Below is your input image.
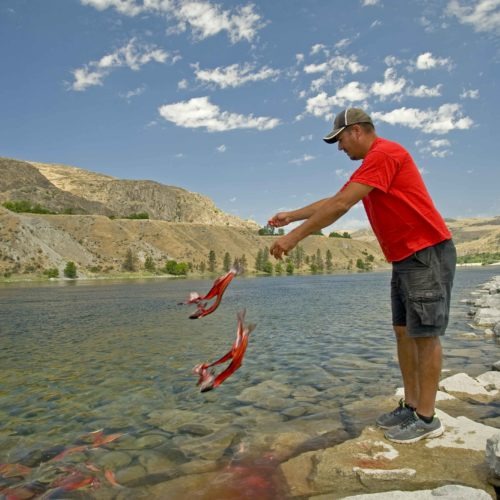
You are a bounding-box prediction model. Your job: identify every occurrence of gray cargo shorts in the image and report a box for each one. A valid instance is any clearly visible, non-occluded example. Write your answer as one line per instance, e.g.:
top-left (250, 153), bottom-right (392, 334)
top-left (391, 239), bottom-right (456, 337)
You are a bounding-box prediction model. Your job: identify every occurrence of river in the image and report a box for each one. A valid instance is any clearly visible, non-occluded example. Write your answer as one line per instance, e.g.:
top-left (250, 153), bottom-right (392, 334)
top-left (0, 267), bottom-right (498, 498)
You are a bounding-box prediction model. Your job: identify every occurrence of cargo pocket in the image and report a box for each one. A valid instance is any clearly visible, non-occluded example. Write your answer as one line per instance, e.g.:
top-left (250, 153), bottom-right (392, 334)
top-left (409, 290), bottom-right (445, 327)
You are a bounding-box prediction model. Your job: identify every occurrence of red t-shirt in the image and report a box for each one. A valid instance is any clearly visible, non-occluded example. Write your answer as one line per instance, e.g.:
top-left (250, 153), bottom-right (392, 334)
top-left (344, 137), bottom-right (452, 262)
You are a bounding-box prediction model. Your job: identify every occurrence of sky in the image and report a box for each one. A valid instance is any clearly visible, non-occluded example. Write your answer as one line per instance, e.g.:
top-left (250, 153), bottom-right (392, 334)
top-left (1, 0), bottom-right (499, 231)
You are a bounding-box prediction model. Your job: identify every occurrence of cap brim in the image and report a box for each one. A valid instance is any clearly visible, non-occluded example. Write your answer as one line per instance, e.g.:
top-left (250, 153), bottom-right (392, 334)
top-left (323, 126), bottom-right (345, 144)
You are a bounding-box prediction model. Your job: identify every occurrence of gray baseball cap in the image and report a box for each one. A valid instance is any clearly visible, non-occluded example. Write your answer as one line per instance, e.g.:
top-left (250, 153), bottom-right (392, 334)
top-left (323, 108), bottom-right (373, 144)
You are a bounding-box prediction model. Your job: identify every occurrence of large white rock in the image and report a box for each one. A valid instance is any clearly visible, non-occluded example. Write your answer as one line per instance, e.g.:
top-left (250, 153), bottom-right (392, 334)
top-left (340, 484), bottom-right (492, 499)
top-left (439, 372), bottom-right (498, 397)
top-left (476, 371), bottom-right (500, 389)
top-left (426, 410), bottom-right (499, 451)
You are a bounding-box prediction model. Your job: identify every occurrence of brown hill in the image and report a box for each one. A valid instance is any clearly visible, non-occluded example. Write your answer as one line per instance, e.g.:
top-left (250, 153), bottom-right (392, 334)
top-left (350, 217), bottom-right (500, 257)
top-left (0, 206), bottom-right (386, 277)
top-left (0, 157), bottom-right (387, 278)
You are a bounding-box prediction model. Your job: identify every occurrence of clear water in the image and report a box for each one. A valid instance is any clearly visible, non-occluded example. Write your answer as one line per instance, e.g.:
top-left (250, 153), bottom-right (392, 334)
top-left (0, 267), bottom-right (498, 498)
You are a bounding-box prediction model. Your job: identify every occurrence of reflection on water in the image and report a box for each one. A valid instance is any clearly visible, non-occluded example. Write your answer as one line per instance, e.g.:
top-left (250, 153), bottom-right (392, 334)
top-left (0, 268), bottom-right (498, 498)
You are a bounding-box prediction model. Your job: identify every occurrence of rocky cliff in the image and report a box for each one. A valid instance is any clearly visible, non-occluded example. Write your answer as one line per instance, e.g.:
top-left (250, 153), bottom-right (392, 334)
top-left (0, 157), bottom-right (386, 277)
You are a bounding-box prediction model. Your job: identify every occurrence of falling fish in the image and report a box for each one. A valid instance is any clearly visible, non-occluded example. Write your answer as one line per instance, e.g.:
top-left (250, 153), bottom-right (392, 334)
top-left (180, 266), bottom-right (240, 319)
top-left (193, 309), bottom-right (255, 392)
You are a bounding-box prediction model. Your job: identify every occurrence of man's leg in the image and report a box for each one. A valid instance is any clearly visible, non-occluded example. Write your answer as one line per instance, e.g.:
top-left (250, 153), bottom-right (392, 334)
top-left (394, 325), bottom-right (418, 409)
top-left (414, 336), bottom-right (442, 417)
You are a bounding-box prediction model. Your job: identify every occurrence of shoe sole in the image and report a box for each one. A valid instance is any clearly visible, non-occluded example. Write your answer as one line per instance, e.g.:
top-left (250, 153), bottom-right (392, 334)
top-left (385, 424), bottom-right (444, 444)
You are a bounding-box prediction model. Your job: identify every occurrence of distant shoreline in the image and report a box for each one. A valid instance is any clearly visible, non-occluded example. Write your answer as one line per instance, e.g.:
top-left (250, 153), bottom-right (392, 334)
top-left (2, 263), bottom-right (500, 285)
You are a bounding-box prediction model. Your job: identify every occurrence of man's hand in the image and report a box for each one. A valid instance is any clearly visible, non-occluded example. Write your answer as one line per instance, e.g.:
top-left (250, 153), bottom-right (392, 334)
top-left (268, 212), bottom-right (292, 228)
top-left (270, 233), bottom-right (298, 260)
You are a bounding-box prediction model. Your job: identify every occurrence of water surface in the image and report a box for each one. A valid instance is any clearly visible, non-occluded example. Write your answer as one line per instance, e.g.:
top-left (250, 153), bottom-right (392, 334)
top-left (0, 267), bottom-right (498, 498)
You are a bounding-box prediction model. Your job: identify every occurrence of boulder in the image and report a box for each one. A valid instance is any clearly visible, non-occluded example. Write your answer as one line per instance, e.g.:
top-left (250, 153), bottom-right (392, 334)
top-left (278, 409), bottom-right (497, 498)
top-left (339, 484), bottom-right (492, 499)
top-left (486, 433), bottom-right (500, 478)
top-left (439, 373), bottom-right (498, 400)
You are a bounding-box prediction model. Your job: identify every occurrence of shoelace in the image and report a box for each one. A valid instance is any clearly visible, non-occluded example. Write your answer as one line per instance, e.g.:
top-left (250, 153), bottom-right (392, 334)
top-left (390, 399), bottom-right (406, 416)
top-left (398, 412), bottom-right (418, 429)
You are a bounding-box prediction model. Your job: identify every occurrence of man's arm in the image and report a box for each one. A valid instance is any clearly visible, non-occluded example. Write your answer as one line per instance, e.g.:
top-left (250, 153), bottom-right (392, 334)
top-left (269, 182), bottom-right (373, 259)
top-left (268, 198), bottom-right (330, 227)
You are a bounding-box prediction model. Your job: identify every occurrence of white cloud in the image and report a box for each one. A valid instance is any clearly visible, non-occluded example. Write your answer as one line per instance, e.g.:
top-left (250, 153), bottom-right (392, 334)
top-left (216, 144), bottom-right (226, 152)
top-left (70, 38), bottom-right (169, 91)
top-left (406, 83), bottom-right (442, 97)
top-left (417, 138), bottom-right (452, 158)
top-left (460, 88), bottom-right (480, 99)
top-left (82, 0), bottom-right (266, 43)
top-left (370, 68), bottom-right (406, 100)
top-left (178, 78), bottom-right (189, 89)
top-left (310, 43), bottom-right (327, 55)
top-left (229, 196), bottom-right (237, 202)
top-left (304, 55), bottom-right (367, 76)
top-left (414, 52), bottom-right (453, 70)
top-left (302, 82), bottom-right (369, 121)
top-left (303, 54), bottom-right (367, 92)
top-left (119, 85), bottom-right (146, 101)
top-left (362, 0), bottom-right (381, 6)
top-left (300, 134), bottom-right (313, 141)
top-left (446, 0), bottom-right (500, 34)
top-left (158, 96), bottom-right (280, 132)
top-left (193, 62), bottom-right (280, 88)
top-left (289, 154), bottom-right (316, 165)
top-left (334, 38), bottom-right (351, 50)
top-left (81, 0), bottom-right (146, 16)
top-left (372, 103), bottom-right (473, 134)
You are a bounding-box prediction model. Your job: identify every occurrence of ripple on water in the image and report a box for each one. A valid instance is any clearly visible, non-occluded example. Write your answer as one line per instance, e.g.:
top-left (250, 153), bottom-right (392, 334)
top-left (0, 268), bottom-right (499, 498)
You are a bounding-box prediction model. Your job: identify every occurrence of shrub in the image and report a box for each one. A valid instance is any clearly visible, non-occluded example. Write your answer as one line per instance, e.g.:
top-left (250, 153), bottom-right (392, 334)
top-left (64, 261), bottom-right (77, 278)
top-left (43, 268), bottom-right (59, 278)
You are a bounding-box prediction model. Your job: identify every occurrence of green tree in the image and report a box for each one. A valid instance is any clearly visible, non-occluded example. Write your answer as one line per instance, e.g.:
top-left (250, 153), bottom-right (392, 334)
top-left (43, 268), bottom-right (59, 279)
top-left (316, 249), bottom-right (324, 273)
top-left (199, 261), bottom-right (206, 273)
top-left (262, 261), bottom-right (273, 274)
top-left (122, 248), bottom-right (137, 272)
top-left (286, 261), bottom-right (294, 275)
top-left (275, 261), bottom-right (284, 274)
top-left (326, 249), bottom-right (333, 272)
top-left (144, 255), bottom-right (156, 272)
top-left (208, 250), bottom-right (217, 272)
top-left (64, 261), bottom-right (77, 279)
top-left (223, 252), bottom-right (232, 272)
top-left (255, 249), bottom-right (264, 271)
top-left (292, 245), bottom-right (305, 269)
top-left (258, 224), bottom-right (275, 235)
top-left (356, 258), bottom-right (366, 271)
top-left (164, 260), bottom-right (188, 276)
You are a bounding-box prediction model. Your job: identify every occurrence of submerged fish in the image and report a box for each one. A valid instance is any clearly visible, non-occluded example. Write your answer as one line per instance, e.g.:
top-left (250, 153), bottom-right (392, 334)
top-left (181, 266), bottom-right (240, 319)
top-left (193, 309), bottom-right (255, 392)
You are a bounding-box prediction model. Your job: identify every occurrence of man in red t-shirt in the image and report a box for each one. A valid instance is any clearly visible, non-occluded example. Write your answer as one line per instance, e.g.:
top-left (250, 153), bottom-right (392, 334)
top-left (269, 108), bottom-right (456, 444)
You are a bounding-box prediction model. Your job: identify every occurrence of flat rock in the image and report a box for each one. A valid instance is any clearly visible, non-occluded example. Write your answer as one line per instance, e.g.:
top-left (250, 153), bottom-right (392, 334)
top-left (439, 372), bottom-right (498, 399)
top-left (339, 484), bottom-right (493, 499)
top-left (279, 409), bottom-right (497, 498)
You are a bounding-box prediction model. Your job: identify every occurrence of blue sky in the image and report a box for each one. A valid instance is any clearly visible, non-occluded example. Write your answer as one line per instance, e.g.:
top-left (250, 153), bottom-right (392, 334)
top-left (1, 0), bottom-right (499, 230)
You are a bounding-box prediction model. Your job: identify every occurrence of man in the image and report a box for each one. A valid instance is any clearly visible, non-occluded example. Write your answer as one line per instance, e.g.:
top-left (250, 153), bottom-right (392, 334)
top-left (269, 108), bottom-right (456, 444)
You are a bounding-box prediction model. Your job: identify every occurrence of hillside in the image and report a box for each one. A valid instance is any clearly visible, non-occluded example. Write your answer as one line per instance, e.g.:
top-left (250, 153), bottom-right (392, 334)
top-left (350, 217), bottom-right (500, 258)
top-left (0, 157), bottom-right (257, 228)
top-left (0, 158), bottom-right (386, 278)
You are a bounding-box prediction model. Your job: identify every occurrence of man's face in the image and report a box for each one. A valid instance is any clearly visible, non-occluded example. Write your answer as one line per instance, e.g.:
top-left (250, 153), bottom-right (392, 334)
top-left (337, 125), bottom-right (364, 160)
